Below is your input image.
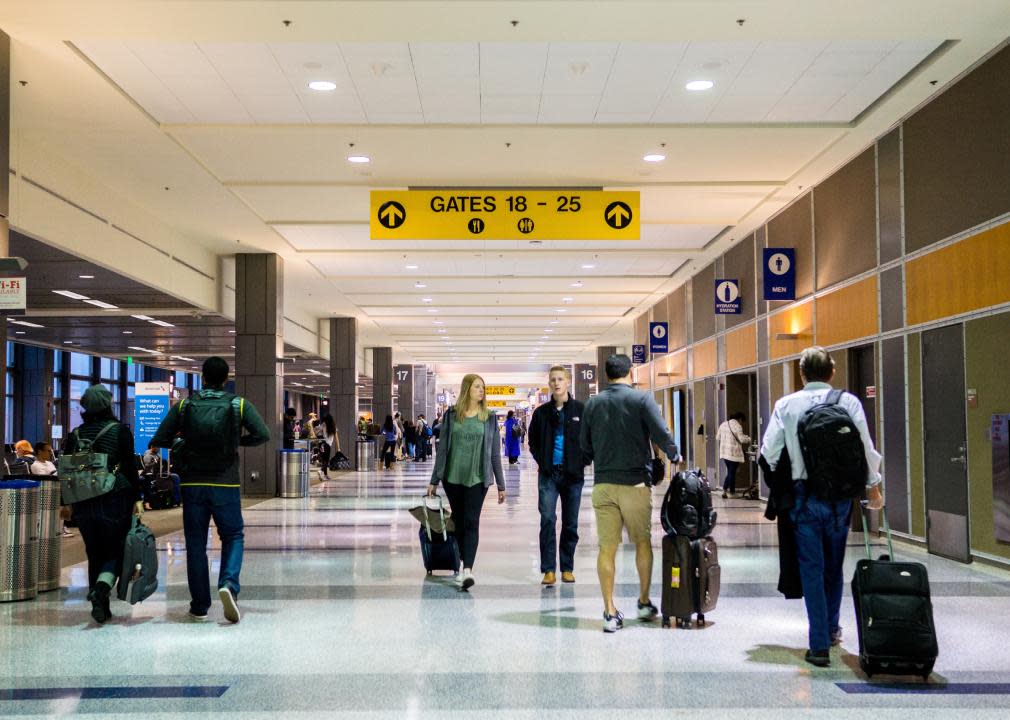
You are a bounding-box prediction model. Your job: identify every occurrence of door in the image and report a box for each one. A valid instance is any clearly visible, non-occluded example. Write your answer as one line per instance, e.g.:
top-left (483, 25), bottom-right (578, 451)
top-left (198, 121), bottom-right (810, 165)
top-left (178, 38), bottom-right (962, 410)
top-left (724, 373), bottom-right (757, 492)
top-left (848, 344), bottom-right (878, 532)
top-left (922, 324), bottom-right (971, 562)
top-left (704, 377), bottom-right (718, 479)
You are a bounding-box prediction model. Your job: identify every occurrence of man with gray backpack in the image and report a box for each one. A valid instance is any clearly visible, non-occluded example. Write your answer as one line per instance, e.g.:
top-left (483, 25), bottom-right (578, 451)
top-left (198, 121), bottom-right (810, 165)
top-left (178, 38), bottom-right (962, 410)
top-left (152, 357), bottom-right (270, 623)
top-left (760, 346), bottom-right (883, 667)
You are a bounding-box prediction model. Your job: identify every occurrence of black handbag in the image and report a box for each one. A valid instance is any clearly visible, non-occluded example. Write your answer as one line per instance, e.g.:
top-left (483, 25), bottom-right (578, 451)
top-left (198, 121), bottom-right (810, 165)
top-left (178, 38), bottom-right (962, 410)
top-left (649, 456), bottom-right (666, 487)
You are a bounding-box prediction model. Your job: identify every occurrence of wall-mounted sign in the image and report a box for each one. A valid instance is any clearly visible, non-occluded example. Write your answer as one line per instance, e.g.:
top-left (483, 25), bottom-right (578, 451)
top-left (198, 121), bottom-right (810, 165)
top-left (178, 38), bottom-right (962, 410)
top-left (866, 385), bottom-right (877, 399)
top-left (0, 277), bottom-right (27, 311)
top-left (133, 382), bottom-right (171, 456)
top-left (632, 344), bottom-right (647, 364)
top-left (370, 190), bottom-right (640, 241)
top-left (649, 322), bottom-right (669, 354)
top-left (715, 279), bottom-right (741, 315)
top-left (763, 248), bottom-right (796, 300)
top-left (487, 399), bottom-right (508, 408)
top-left (967, 388), bottom-right (978, 409)
top-left (485, 385), bottom-right (516, 396)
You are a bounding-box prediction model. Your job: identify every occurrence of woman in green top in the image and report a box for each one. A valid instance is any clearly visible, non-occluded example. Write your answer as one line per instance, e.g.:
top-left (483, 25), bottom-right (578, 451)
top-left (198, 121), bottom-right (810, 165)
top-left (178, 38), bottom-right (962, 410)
top-left (428, 373), bottom-right (506, 590)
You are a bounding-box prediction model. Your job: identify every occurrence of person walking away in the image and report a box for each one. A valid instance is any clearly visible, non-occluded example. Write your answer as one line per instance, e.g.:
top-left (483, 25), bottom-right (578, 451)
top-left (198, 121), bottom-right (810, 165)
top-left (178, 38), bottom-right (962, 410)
top-left (317, 414), bottom-right (338, 479)
top-left (394, 412), bottom-right (405, 460)
top-left (581, 354), bottom-right (682, 632)
top-left (63, 385), bottom-right (143, 624)
top-left (417, 414), bottom-right (432, 460)
top-left (528, 366), bottom-right (586, 586)
top-left (427, 374), bottom-right (506, 590)
top-left (504, 410), bottom-right (522, 464)
top-left (380, 415), bottom-right (398, 470)
top-left (151, 356), bottom-right (270, 623)
top-left (282, 408), bottom-right (297, 449)
top-left (404, 419), bottom-right (418, 461)
top-left (717, 412), bottom-right (752, 499)
top-left (760, 346), bottom-right (883, 667)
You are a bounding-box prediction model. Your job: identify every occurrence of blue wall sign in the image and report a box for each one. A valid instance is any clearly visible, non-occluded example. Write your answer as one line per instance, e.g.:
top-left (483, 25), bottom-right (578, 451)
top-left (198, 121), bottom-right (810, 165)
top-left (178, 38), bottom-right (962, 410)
top-left (715, 279), bottom-right (741, 314)
top-left (763, 248), bottom-right (796, 300)
top-left (134, 382), bottom-right (171, 456)
top-left (632, 344), bottom-right (647, 364)
top-left (649, 322), bottom-right (669, 354)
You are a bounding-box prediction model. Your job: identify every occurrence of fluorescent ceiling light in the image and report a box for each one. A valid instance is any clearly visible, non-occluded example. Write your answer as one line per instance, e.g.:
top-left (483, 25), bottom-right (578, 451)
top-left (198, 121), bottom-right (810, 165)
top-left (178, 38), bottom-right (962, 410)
top-left (347, 155), bottom-right (371, 164)
top-left (63, 341), bottom-right (74, 345)
top-left (14, 331), bottom-right (24, 335)
top-left (83, 299), bottom-right (119, 310)
top-left (581, 264), bottom-right (596, 269)
top-left (170, 355), bottom-right (195, 362)
top-left (433, 321), bottom-right (444, 325)
top-left (643, 154), bottom-right (666, 162)
top-left (405, 265), bottom-right (419, 270)
top-left (78, 275), bottom-right (95, 279)
top-left (555, 309), bottom-right (567, 313)
top-left (562, 297), bottom-right (573, 303)
top-left (148, 319), bottom-right (175, 328)
top-left (685, 80), bottom-right (714, 91)
top-left (127, 345), bottom-right (161, 355)
top-left (52, 290), bottom-right (90, 301)
top-left (8, 319), bottom-right (45, 328)
top-left (570, 281), bottom-right (583, 287)
top-left (415, 282), bottom-right (427, 288)
top-left (308, 80), bottom-right (337, 91)
top-left (122, 331), bottom-right (133, 335)
top-left (550, 320), bottom-right (559, 324)
top-left (131, 314), bottom-right (153, 321)
top-left (427, 309), bottom-right (438, 313)
top-left (422, 298), bottom-right (433, 303)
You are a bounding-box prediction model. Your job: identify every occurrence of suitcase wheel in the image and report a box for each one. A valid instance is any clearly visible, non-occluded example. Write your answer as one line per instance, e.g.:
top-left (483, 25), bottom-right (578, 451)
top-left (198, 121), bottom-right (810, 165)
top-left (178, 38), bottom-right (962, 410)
top-left (697, 614), bottom-right (706, 628)
top-left (677, 618), bottom-right (691, 629)
top-left (426, 570), bottom-right (432, 576)
top-left (662, 616), bottom-right (670, 628)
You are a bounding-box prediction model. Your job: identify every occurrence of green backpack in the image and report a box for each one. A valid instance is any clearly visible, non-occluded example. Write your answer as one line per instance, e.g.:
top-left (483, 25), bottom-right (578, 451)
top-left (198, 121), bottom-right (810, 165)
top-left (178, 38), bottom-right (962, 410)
top-left (176, 391), bottom-right (245, 473)
top-left (58, 421), bottom-right (120, 504)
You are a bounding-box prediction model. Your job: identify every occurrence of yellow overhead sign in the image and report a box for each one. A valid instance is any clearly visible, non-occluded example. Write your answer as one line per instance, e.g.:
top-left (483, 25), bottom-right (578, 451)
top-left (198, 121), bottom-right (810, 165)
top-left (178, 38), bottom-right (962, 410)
top-left (484, 385), bottom-right (516, 396)
top-left (487, 400), bottom-right (508, 408)
top-left (370, 190), bottom-right (639, 240)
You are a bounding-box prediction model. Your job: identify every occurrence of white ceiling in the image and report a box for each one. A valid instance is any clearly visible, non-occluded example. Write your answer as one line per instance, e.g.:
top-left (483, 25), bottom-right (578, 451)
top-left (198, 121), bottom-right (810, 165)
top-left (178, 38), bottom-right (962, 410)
top-left (4, 1), bottom-right (1010, 366)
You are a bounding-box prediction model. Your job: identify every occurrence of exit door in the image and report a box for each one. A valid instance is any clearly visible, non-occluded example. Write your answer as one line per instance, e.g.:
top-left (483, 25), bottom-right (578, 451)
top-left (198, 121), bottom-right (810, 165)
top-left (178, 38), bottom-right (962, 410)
top-left (922, 324), bottom-right (971, 563)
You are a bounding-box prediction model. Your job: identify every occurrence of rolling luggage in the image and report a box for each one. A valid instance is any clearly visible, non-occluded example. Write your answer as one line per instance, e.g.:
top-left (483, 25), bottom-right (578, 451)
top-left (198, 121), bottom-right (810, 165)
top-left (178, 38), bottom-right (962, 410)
top-left (661, 534), bottom-right (721, 628)
top-left (142, 472), bottom-right (175, 510)
top-left (412, 495), bottom-right (460, 576)
top-left (852, 504), bottom-right (938, 679)
top-left (116, 517), bottom-right (159, 604)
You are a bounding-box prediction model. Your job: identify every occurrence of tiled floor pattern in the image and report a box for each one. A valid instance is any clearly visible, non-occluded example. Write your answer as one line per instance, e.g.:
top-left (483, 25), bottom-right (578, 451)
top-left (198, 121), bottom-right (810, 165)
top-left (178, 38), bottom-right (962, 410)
top-left (3, 454), bottom-right (1010, 717)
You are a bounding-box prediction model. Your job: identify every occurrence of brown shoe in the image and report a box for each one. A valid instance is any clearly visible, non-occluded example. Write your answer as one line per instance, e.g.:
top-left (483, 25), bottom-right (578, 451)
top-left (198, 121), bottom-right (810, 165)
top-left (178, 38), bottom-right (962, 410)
top-left (541, 572), bottom-right (556, 586)
top-left (561, 572), bottom-right (576, 583)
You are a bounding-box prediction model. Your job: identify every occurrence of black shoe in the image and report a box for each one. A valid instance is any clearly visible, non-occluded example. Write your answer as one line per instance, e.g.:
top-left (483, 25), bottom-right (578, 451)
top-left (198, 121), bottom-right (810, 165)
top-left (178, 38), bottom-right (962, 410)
top-left (722, 492), bottom-right (728, 499)
top-left (804, 649), bottom-right (830, 667)
top-left (88, 581), bottom-right (112, 624)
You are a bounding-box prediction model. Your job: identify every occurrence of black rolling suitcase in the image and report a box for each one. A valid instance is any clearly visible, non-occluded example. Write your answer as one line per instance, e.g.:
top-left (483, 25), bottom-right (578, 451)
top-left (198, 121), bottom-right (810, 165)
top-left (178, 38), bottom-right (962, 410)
top-left (661, 534), bottom-right (721, 628)
top-left (411, 495), bottom-right (460, 576)
top-left (852, 504), bottom-right (938, 679)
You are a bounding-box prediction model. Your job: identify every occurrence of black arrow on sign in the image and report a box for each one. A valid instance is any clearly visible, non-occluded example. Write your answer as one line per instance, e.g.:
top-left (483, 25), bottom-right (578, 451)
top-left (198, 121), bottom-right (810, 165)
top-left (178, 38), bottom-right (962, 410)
top-left (605, 201), bottom-right (632, 230)
top-left (378, 201), bottom-right (406, 229)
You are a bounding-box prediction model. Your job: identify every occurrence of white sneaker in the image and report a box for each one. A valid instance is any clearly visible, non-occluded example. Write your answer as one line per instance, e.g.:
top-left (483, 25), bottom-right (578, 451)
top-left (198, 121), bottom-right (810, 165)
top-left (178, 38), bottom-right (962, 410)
top-left (461, 568), bottom-right (475, 591)
top-left (218, 587), bottom-right (241, 624)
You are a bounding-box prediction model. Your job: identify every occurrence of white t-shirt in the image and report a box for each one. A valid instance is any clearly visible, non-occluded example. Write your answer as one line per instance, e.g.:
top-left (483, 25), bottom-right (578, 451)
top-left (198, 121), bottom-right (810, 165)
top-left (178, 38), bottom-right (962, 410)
top-left (30, 459), bottom-right (57, 476)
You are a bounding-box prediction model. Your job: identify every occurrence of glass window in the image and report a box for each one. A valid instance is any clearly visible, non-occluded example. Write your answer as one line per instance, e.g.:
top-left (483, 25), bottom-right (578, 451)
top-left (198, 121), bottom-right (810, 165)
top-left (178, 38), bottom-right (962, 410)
top-left (6, 341), bottom-right (13, 367)
top-left (5, 396), bottom-right (12, 445)
top-left (100, 358), bottom-right (121, 381)
top-left (70, 353), bottom-right (92, 377)
top-left (127, 362), bottom-right (142, 383)
top-left (69, 378), bottom-right (90, 425)
top-left (174, 371), bottom-right (187, 389)
top-left (53, 376), bottom-right (62, 398)
top-left (192, 374), bottom-right (202, 391)
top-left (54, 351), bottom-right (64, 373)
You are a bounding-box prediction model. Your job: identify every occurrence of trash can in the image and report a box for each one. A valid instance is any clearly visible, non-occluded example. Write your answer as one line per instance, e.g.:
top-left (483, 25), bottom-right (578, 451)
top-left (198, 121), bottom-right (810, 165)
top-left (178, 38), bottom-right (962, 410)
top-left (36, 478), bottom-right (62, 592)
top-left (277, 449), bottom-right (309, 498)
top-left (355, 437), bottom-right (375, 472)
top-left (0, 480), bottom-right (41, 602)
top-left (293, 439), bottom-right (311, 452)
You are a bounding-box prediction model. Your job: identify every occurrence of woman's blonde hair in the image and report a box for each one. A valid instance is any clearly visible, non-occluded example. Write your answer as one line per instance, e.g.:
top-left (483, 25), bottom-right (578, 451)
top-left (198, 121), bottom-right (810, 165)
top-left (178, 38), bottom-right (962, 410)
top-left (455, 373), bottom-right (489, 421)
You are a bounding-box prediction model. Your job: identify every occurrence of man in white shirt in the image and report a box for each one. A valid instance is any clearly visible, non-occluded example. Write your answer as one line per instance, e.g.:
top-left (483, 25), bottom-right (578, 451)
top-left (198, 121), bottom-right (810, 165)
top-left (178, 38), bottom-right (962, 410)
top-left (760, 346), bottom-right (883, 668)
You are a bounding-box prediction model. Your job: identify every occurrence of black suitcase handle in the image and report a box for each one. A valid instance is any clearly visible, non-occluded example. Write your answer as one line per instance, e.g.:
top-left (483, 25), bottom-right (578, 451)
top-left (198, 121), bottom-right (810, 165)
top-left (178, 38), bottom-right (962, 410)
top-left (859, 501), bottom-right (894, 560)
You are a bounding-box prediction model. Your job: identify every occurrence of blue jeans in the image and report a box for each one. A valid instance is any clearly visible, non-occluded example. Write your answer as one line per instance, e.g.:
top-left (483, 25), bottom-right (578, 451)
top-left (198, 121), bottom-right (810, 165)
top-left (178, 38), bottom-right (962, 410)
top-left (182, 485), bottom-right (244, 614)
top-left (722, 460), bottom-right (740, 493)
top-left (790, 486), bottom-right (852, 652)
top-left (538, 467), bottom-right (583, 573)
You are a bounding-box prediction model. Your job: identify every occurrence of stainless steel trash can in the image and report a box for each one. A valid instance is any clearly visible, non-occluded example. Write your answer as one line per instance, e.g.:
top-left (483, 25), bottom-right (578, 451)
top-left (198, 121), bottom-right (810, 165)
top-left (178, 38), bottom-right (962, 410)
top-left (355, 438), bottom-right (375, 472)
top-left (0, 480), bottom-right (41, 602)
top-left (36, 478), bottom-right (62, 592)
top-left (277, 449), bottom-right (309, 498)
top-left (293, 439), bottom-right (310, 452)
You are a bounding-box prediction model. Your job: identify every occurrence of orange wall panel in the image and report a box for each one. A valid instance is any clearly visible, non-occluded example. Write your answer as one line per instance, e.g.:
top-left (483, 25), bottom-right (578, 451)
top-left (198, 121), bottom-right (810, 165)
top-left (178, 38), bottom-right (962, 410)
top-left (768, 300), bottom-right (814, 360)
top-left (725, 322), bottom-right (757, 371)
top-left (653, 350), bottom-right (687, 388)
top-left (906, 222), bottom-right (1010, 325)
top-left (692, 339), bottom-right (717, 378)
top-left (816, 275), bottom-right (879, 347)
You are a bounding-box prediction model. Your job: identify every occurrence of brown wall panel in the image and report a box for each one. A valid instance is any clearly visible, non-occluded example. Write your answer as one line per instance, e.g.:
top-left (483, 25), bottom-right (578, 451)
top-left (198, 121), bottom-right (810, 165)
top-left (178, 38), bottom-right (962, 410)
top-left (816, 276), bottom-right (879, 347)
top-left (634, 312), bottom-right (649, 348)
top-left (904, 44), bottom-right (1010, 252)
top-left (768, 299), bottom-right (814, 360)
top-left (814, 147), bottom-right (878, 289)
top-left (692, 339), bottom-right (718, 378)
top-left (722, 234), bottom-right (756, 329)
top-left (652, 349), bottom-right (687, 388)
top-left (725, 322), bottom-right (757, 371)
top-left (651, 293), bottom-right (669, 329)
top-left (667, 286), bottom-right (688, 350)
top-left (878, 128), bottom-right (903, 263)
top-left (766, 193), bottom-right (814, 308)
top-left (906, 221), bottom-right (1010, 326)
top-left (692, 262), bottom-right (717, 341)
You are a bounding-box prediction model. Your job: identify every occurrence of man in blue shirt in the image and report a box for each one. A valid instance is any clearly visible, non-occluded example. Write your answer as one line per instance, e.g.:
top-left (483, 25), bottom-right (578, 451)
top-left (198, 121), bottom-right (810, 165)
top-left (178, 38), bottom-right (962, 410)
top-left (528, 366), bottom-right (587, 586)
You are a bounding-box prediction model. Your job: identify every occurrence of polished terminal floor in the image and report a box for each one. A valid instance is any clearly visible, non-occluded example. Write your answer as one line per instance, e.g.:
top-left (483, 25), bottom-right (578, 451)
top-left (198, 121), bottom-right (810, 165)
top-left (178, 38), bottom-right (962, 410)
top-left (4, 454), bottom-right (1010, 718)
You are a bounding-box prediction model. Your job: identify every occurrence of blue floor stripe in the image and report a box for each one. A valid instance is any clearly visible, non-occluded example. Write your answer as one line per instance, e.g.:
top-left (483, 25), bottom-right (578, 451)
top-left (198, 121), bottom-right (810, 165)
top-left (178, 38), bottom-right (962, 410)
top-left (837, 683), bottom-right (1010, 694)
top-left (1, 686), bottom-right (228, 700)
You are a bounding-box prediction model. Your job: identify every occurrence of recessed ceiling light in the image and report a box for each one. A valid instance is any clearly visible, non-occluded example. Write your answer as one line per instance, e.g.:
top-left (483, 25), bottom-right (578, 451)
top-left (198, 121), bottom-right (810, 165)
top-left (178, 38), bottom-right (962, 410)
top-left (63, 341), bottom-right (74, 345)
top-left (643, 154), bottom-right (666, 162)
top-left (685, 80), bottom-right (714, 91)
top-left (562, 297), bottom-right (573, 303)
top-left (545, 329), bottom-right (553, 333)
top-left (347, 155), bottom-right (371, 164)
top-left (427, 308), bottom-right (438, 313)
top-left (422, 298), bottom-right (433, 303)
top-left (53, 290), bottom-right (90, 301)
top-left (550, 320), bottom-right (559, 325)
top-left (437, 329), bottom-right (446, 333)
top-left (308, 80), bottom-right (337, 92)
top-left (415, 282), bottom-right (427, 288)
top-left (540, 336), bottom-right (548, 340)
top-left (84, 299), bottom-right (119, 310)
top-left (581, 264), bottom-right (596, 269)
top-left (555, 309), bottom-right (567, 313)
top-left (405, 265), bottom-right (419, 270)
top-left (122, 331), bottom-right (133, 335)
top-left (14, 331), bottom-right (24, 335)
top-left (433, 321), bottom-right (444, 325)
top-left (570, 281), bottom-right (583, 287)
top-left (78, 274), bottom-right (95, 279)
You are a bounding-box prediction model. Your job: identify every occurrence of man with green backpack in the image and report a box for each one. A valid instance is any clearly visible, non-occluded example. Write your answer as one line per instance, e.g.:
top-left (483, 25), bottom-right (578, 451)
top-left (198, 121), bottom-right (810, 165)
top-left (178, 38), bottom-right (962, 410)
top-left (152, 356), bottom-right (270, 623)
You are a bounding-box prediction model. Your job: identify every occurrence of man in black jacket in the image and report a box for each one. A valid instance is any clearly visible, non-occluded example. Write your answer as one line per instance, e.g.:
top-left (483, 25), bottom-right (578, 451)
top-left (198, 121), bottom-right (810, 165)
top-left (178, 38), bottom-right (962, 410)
top-left (528, 365), bottom-right (587, 586)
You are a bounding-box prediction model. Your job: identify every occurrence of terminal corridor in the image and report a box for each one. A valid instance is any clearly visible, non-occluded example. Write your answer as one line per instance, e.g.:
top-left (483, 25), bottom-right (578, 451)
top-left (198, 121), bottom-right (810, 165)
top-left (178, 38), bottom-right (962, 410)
top-left (4, 457), bottom-right (1010, 717)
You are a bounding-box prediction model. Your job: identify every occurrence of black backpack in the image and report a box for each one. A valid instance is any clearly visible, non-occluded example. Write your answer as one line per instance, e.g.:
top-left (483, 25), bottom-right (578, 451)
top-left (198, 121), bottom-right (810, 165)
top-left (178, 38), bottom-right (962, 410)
top-left (797, 389), bottom-right (868, 502)
top-left (661, 469), bottom-right (717, 539)
top-left (177, 391), bottom-right (244, 473)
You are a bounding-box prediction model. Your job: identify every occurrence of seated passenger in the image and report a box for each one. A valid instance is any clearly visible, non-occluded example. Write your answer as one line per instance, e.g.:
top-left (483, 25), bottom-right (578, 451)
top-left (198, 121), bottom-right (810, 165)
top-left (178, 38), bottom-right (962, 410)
top-left (12, 439), bottom-right (35, 470)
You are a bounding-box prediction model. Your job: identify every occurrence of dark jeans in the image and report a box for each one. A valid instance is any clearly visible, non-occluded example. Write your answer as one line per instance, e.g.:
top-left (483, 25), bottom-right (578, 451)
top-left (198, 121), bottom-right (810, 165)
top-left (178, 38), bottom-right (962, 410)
top-left (538, 467), bottom-right (583, 573)
top-left (443, 481), bottom-right (489, 569)
top-left (319, 441), bottom-right (332, 476)
top-left (182, 485), bottom-right (244, 614)
top-left (381, 440), bottom-right (396, 468)
top-left (790, 486), bottom-right (852, 651)
top-left (722, 460), bottom-right (740, 493)
top-left (74, 490), bottom-right (135, 589)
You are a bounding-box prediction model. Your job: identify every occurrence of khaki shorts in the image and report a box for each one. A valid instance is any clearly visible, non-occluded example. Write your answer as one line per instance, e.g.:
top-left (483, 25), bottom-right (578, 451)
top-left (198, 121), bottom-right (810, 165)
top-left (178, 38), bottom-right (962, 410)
top-left (592, 483), bottom-right (653, 545)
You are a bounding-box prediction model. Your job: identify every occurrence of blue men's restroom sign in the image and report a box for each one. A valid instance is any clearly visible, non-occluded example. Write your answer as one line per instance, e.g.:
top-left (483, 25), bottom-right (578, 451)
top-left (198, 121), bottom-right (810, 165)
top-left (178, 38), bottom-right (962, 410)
top-left (649, 322), bottom-right (668, 354)
top-left (715, 279), bottom-right (741, 314)
top-left (763, 248), bottom-right (796, 300)
top-left (632, 344), bottom-right (647, 364)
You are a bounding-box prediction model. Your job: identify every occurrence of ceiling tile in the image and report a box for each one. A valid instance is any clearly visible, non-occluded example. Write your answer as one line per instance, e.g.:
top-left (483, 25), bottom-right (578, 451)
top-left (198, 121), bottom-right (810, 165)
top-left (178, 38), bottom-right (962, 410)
top-left (236, 93), bottom-right (310, 124)
top-left (542, 43), bottom-right (618, 95)
top-left (538, 94), bottom-right (600, 123)
top-left (480, 43), bottom-right (549, 95)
